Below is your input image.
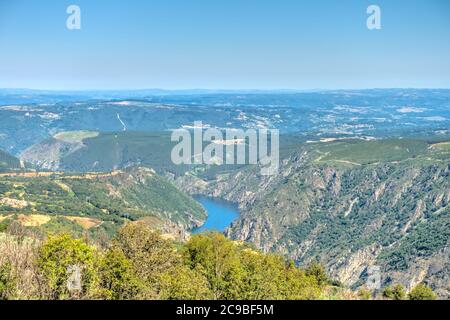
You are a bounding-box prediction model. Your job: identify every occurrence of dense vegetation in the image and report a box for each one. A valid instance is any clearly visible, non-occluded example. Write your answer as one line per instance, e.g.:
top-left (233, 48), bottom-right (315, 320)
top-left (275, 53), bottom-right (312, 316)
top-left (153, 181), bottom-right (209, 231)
top-left (0, 168), bottom-right (206, 239)
top-left (0, 223), bottom-right (437, 300)
top-left (0, 224), bottom-right (323, 300)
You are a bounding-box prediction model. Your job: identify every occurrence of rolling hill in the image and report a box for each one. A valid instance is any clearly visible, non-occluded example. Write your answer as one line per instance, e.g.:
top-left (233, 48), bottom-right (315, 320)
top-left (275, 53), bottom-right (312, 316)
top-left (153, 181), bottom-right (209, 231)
top-left (20, 131), bottom-right (194, 175)
top-left (0, 149), bottom-right (22, 172)
top-left (0, 167), bottom-right (206, 240)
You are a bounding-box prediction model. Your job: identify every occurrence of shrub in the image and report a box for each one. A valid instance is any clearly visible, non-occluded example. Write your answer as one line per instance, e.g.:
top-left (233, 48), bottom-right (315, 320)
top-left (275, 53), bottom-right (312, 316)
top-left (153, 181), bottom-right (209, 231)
top-left (113, 222), bottom-right (180, 298)
top-left (0, 263), bottom-right (15, 300)
top-left (357, 287), bottom-right (372, 300)
top-left (383, 284), bottom-right (406, 300)
top-left (184, 232), bottom-right (323, 300)
top-left (158, 265), bottom-right (213, 300)
top-left (183, 232), bottom-right (243, 299)
top-left (305, 261), bottom-right (328, 286)
top-left (97, 247), bottom-right (143, 300)
top-left (37, 234), bottom-right (96, 299)
top-left (408, 284), bottom-right (437, 300)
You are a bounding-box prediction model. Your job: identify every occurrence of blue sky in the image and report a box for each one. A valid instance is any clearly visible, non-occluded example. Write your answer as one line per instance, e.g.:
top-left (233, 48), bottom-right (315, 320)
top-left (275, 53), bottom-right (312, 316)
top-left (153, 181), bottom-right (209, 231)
top-left (0, 0), bottom-right (449, 90)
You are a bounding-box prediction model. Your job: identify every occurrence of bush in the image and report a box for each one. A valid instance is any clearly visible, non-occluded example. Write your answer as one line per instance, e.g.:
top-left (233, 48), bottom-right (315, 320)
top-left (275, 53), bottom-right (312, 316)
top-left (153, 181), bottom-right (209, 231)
top-left (183, 232), bottom-right (242, 299)
top-left (37, 234), bottom-right (96, 299)
top-left (383, 284), bottom-right (406, 300)
top-left (305, 261), bottom-right (328, 286)
top-left (184, 232), bottom-right (322, 300)
top-left (0, 263), bottom-right (15, 300)
top-left (113, 222), bottom-right (180, 298)
top-left (2, 225), bottom-right (327, 300)
top-left (97, 247), bottom-right (143, 300)
top-left (408, 284), bottom-right (437, 300)
top-left (357, 287), bottom-right (372, 300)
top-left (284, 263), bottom-right (322, 300)
top-left (158, 265), bottom-right (213, 300)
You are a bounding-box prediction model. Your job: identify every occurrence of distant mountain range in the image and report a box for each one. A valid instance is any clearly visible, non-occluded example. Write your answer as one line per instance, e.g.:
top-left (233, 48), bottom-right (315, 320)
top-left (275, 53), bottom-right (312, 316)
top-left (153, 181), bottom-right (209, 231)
top-left (0, 89), bottom-right (449, 155)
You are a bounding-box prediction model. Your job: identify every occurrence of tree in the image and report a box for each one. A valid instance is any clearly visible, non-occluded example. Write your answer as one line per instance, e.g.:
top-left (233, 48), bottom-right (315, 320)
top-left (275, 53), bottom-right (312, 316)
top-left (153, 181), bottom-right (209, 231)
top-left (305, 261), bottom-right (328, 286)
top-left (158, 265), bottom-right (213, 300)
top-left (36, 234), bottom-right (96, 299)
top-left (113, 222), bottom-right (180, 298)
top-left (284, 263), bottom-right (322, 300)
top-left (408, 283), bottom-right (437, 300)
top-left (183, 232), bottom-right (244, 299)
top-left (238, 250), bottom-right (287, 300)
top-left (383, 284), bottom-right (406, 300)
top-left (97, 247), bottom-right (143, 300)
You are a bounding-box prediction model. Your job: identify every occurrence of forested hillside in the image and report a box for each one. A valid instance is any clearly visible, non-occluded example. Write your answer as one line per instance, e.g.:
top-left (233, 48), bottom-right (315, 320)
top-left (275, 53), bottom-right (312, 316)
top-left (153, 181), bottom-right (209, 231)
top-left (0, 150), bottom-right (21, 172)
top-left (20, 131), bottom-right (198, 174)
top-left (0, 168), bottom-right (205, 240)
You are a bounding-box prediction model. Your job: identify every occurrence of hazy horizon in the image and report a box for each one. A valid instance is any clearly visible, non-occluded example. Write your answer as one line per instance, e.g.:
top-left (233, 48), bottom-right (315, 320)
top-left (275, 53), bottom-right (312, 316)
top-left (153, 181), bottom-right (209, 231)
top-left (1, 86), bottom-right (450, 93)
top-left (1, 0), bottom-right (449, 90)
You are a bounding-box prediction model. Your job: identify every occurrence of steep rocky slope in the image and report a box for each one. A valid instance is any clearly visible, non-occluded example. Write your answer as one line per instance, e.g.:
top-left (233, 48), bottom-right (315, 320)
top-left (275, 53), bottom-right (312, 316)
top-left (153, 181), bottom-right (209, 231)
top-left (174, 139), bottom-right (450, 297)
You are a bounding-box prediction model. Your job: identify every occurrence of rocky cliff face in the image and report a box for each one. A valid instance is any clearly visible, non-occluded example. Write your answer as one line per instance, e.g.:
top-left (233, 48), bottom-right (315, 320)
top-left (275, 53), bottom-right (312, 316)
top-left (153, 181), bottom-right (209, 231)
top-left (174, 143), bottom-right (450, 298)
top-left (20, 138), bottom-right (84, 171)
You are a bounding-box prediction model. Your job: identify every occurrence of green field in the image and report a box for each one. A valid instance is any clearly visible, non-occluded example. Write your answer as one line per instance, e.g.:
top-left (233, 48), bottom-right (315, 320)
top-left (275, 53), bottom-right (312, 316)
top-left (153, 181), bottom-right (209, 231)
top-left (313, 139), bottom-right (446, 166)
top-left (54, 130), bottom-right (99, 143)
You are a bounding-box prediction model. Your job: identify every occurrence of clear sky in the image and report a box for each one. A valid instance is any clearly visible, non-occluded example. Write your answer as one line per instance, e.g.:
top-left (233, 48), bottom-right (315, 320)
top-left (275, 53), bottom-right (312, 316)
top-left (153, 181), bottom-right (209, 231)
top-left (0, 0), bottom-right (449, 90)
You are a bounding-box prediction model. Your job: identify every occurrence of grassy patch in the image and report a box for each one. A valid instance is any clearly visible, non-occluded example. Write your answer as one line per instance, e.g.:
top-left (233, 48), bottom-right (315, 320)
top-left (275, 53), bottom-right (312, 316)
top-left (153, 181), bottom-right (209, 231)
top-left (53, 131), bottom-right (99, 143)
top-left (314, 139), bottom-right (429, 165)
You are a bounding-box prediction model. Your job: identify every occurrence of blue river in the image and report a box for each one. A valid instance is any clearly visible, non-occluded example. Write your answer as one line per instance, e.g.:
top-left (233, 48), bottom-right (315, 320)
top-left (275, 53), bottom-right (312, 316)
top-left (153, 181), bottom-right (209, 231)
top-left (192, 197), bottom-right (239, 234)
